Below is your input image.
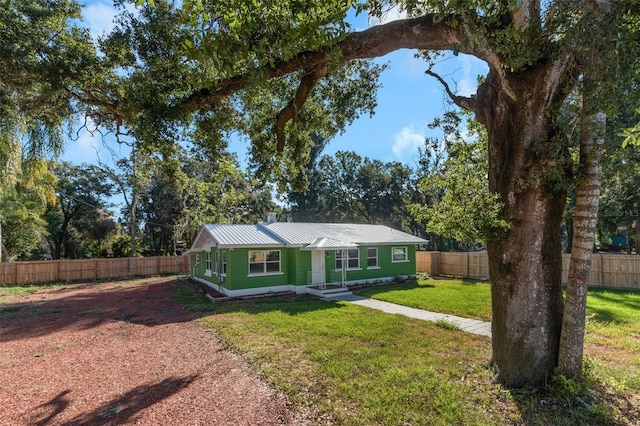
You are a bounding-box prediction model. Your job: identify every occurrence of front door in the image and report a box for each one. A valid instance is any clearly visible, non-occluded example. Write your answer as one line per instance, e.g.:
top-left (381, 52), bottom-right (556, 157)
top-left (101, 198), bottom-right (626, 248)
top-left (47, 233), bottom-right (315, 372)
top-left (311, 250), bottom-right (325, 286)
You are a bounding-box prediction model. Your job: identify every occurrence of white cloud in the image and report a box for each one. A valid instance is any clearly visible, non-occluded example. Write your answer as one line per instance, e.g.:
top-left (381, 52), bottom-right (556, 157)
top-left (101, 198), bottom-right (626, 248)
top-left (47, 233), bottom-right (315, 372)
top-left (81, 1), bottom-right (137, 40)
top-left (455, 54), bottom-right (489, 97)
top-left (378, 5), bottom-right (406, 24)
top-left (82, 2), bottom-right (119, 38)
top-left (62, 126), bottom-right (100, 164)
top-left (392, 125), bottom-right (425, 159)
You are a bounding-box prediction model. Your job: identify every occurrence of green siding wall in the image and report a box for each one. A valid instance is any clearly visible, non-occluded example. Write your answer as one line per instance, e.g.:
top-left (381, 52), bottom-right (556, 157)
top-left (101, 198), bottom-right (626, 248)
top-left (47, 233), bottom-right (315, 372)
top-left (223, 248), bottom-right (292, 290)
top-left (289, 249), bottom-right (312, 286)
top-left (191, 245), bottom-right (416, 289)
top-left (326, 245), bottom-right (416, 282)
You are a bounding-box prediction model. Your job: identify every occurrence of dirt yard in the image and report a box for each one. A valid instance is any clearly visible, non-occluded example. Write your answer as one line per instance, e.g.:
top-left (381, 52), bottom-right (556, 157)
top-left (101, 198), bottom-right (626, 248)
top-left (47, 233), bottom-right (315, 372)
top-left (0, 276), bottom-right (301, 425)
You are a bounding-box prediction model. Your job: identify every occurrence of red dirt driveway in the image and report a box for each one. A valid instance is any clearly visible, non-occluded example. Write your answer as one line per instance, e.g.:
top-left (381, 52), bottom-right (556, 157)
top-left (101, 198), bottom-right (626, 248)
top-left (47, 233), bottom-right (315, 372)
top-left (0, 276), bottom-right (301, 425)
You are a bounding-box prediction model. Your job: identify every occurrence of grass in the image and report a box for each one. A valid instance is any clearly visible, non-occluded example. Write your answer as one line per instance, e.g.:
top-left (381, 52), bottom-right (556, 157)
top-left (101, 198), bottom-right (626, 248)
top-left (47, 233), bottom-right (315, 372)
top-left (0, 284), bottom-right (46, 299)
top-left (356, 278), bottom-right (493, 321)
top-left (177, 281), bottom-right (639, 425)
top-left (358, 278), bottom-right (640, 396)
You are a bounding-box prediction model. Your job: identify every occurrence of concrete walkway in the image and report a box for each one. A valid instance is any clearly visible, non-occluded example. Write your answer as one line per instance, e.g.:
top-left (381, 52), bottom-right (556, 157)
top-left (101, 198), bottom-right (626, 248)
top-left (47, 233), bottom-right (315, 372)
top-left (327, 294), bottom-right (492, 337)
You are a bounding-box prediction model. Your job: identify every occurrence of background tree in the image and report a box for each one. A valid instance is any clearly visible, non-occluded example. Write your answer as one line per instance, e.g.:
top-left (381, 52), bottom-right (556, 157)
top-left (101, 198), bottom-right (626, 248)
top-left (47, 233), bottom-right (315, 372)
top-left (409, 113), bottom-right (508, 249)
top-left (0, 159), bottom-right (55, 260)
top-left (289, 150), bottom-right (415, 229)
top-left (47, 162), bottom-right (115, 259)
top-left (0, 1), bottom-right (99, 261)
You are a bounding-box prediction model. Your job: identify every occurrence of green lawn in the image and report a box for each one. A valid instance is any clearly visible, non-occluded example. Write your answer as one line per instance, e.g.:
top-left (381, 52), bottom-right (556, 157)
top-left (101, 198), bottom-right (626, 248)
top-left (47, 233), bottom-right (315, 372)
top-left (356, 278), bottom-right (493, 321)
top-left (356, 278), bottom-right (640, 392)
top-left (177, 281), bottom-right (639, 425)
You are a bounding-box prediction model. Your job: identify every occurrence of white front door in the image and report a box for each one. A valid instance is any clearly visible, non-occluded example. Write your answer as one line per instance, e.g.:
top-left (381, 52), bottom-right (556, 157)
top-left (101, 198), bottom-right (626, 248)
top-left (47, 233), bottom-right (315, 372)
top-left (311, 250), bottom-right (325, 285)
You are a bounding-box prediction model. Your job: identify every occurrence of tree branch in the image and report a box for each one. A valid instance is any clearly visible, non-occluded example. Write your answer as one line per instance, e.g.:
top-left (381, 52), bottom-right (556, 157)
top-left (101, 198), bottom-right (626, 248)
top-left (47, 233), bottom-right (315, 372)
top-left (171, 14), bottom-right (467, 118)
top-left (424, 69), bottom-right (476, 111)
top-left (274, 64), bottom-right (328, 152)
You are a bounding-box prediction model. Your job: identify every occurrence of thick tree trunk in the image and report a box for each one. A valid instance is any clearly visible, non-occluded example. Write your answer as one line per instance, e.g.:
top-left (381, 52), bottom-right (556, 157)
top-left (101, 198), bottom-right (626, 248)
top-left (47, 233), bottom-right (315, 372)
top-left (476, 63), bottom-right (573, 387)
top-left (486, 186), bottom-right (566, 387)
top-left (558, 107), bottom-right (605, 377)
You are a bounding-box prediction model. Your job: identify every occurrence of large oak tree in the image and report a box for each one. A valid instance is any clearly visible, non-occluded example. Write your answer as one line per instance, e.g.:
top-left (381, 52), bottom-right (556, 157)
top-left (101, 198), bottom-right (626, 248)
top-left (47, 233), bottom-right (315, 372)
top-left (86, 0), bottom-right (639, 387)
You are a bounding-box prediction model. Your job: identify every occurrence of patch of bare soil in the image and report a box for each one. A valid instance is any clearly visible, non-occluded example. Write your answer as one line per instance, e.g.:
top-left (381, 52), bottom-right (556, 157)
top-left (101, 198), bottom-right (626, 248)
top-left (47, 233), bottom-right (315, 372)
top-left (0, 277), bottom-right (302, 425)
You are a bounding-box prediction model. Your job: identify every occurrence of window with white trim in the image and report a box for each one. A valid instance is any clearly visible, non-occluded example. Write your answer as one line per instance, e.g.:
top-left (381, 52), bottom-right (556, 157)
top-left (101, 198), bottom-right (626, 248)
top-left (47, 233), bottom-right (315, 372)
top-left (221, 251), bottom-right (227, 275)
top-left (392, 246), bottom-right (408, 262)
top-left (248, 250), bottom-right (281, 275)
top-left (367, 248), bottom-right (378, 268)
top-left (195, 253), bottom-right (200, 265)
top-left (336, 248), bottom-right (359, 270)
top-left (205, 252), bottom-right (212, 272)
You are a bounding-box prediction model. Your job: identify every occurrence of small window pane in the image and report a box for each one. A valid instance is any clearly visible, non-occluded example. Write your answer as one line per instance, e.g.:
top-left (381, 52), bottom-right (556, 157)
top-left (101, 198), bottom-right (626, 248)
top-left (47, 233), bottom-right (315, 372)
top-left (250, 251), bottom-right (264, 262)
top-left (392, 247), bottom-right (407, 261)
top-left (266, 251), bottom-right (280, 261)
top-left (249, 263), bottom-right (264, 274)
top-left (266, 262), bottom-right (280, 273)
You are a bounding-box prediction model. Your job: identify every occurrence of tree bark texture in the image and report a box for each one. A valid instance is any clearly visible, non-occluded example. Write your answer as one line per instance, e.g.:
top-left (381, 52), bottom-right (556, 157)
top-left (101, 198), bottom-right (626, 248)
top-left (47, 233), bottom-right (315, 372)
top-left (558, 106), bottom-right (606, 377)
top-left (476, 61), bottom-right (575, 387)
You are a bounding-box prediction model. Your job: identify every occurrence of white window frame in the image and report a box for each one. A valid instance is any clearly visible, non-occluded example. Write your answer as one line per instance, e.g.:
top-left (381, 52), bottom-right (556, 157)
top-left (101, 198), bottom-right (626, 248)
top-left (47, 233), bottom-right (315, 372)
top-left (205, 252), bottom-right (212, 276)
top-left (248, 250), bottom-right (282, 276)
top-left (366, 247), bottom-right (379, 269)
top-left (221, 251), bottom-right (227, 275)
top-left (195, 253), bottom-right (200, 266)
top-left (335, 248), bottom-right (360, 270)
top-left (391, 246), bottom-right (409, 263)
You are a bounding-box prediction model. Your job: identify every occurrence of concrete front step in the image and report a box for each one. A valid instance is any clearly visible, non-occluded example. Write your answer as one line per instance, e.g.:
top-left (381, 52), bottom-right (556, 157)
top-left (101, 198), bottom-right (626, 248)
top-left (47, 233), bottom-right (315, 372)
top-left (305, 286), bottom-right (352, 299)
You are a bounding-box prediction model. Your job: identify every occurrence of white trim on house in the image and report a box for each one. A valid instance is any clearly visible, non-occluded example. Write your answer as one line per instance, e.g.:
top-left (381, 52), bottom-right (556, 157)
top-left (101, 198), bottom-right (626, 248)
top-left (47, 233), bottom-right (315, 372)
top-left (391, 246), bottom-right (409, 263)
top-left (193, 275), bottom-right (413, 299)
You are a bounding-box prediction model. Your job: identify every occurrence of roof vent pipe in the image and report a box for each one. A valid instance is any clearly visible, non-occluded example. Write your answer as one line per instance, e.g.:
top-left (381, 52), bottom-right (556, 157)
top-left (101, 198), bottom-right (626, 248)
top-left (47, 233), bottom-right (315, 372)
top-left (267, 212), bottom-right (277, 223)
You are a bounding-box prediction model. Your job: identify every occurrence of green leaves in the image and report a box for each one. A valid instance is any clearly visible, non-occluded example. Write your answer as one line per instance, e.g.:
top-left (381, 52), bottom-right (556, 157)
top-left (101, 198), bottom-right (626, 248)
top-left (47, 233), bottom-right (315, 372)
top-left (621, 110), bottom-right (640, 148)
top-left (410, 120), bottom-right (509, 245)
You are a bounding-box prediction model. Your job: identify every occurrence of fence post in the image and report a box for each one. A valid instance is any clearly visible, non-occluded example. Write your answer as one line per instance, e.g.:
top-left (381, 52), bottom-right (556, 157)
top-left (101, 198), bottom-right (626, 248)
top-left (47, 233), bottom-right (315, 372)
top-left (431, 252), bottom-right (440, 276)
top-left (598, 253), bottom-right (604, 288)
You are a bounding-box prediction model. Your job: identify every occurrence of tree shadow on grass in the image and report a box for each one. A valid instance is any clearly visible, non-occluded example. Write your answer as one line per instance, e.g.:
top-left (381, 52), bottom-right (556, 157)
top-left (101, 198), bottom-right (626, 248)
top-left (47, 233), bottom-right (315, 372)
top-left (30, 376), bottom-right (198, 426)
top-left (511, 381), bottom-right (639, 426)
top-left (181, 286), bottom-right (352, 318)
top-left (585, 289), bottom-right (640, 323)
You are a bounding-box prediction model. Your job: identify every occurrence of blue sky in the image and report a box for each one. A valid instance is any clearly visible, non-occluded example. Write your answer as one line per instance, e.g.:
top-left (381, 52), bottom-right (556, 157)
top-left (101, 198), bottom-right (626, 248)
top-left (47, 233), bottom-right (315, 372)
top-left (63, 1), bottom-right (488, 171)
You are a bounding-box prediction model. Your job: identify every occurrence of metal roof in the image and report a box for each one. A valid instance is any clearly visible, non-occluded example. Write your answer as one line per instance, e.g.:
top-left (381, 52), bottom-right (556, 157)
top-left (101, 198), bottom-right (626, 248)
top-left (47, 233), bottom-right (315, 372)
top-left (184, 224), bottom-right (284, 254)
top-left (260, 222), bottom-right (428, 246)
top-left (185, 222), bottom-right (428, 254)
top-left (300, 237), bottom-right (357, 250)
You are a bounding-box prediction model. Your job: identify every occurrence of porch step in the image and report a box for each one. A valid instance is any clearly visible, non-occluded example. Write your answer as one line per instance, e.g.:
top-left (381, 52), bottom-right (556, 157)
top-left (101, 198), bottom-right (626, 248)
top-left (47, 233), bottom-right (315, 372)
top-left (321, 290), bottom-right (353, 301)
top-left (305, 286), bottom-right (352, 300)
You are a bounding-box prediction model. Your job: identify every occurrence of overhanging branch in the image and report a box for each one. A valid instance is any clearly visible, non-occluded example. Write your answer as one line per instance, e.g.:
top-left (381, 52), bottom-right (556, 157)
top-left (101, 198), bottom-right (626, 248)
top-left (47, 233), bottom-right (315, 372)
top-left (171, 14), bottom-right (468, 118)
top-left (274, 64), bottom-right (328, 152)
top-left (425, 69), bottom-right (476, 111)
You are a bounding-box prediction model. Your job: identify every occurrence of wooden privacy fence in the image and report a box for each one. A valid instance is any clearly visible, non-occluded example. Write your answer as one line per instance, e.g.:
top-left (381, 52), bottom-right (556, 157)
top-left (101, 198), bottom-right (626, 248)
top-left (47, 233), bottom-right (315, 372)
top-left (0, 256), bottom-right (189, 287)
top-left (416, 251), bottom-right (640, 291)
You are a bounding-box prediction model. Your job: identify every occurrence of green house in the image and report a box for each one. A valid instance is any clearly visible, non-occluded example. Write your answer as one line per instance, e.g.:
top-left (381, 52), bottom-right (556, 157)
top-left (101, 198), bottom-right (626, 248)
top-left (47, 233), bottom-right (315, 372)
top-left (185, 220), bottom-right (428, 298)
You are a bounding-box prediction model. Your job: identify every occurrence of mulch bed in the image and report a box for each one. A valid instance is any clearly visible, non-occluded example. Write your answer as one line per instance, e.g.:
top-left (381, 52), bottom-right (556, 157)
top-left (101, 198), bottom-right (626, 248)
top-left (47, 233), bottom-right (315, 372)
top-left (0, 277), bottom-right (302, 425)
